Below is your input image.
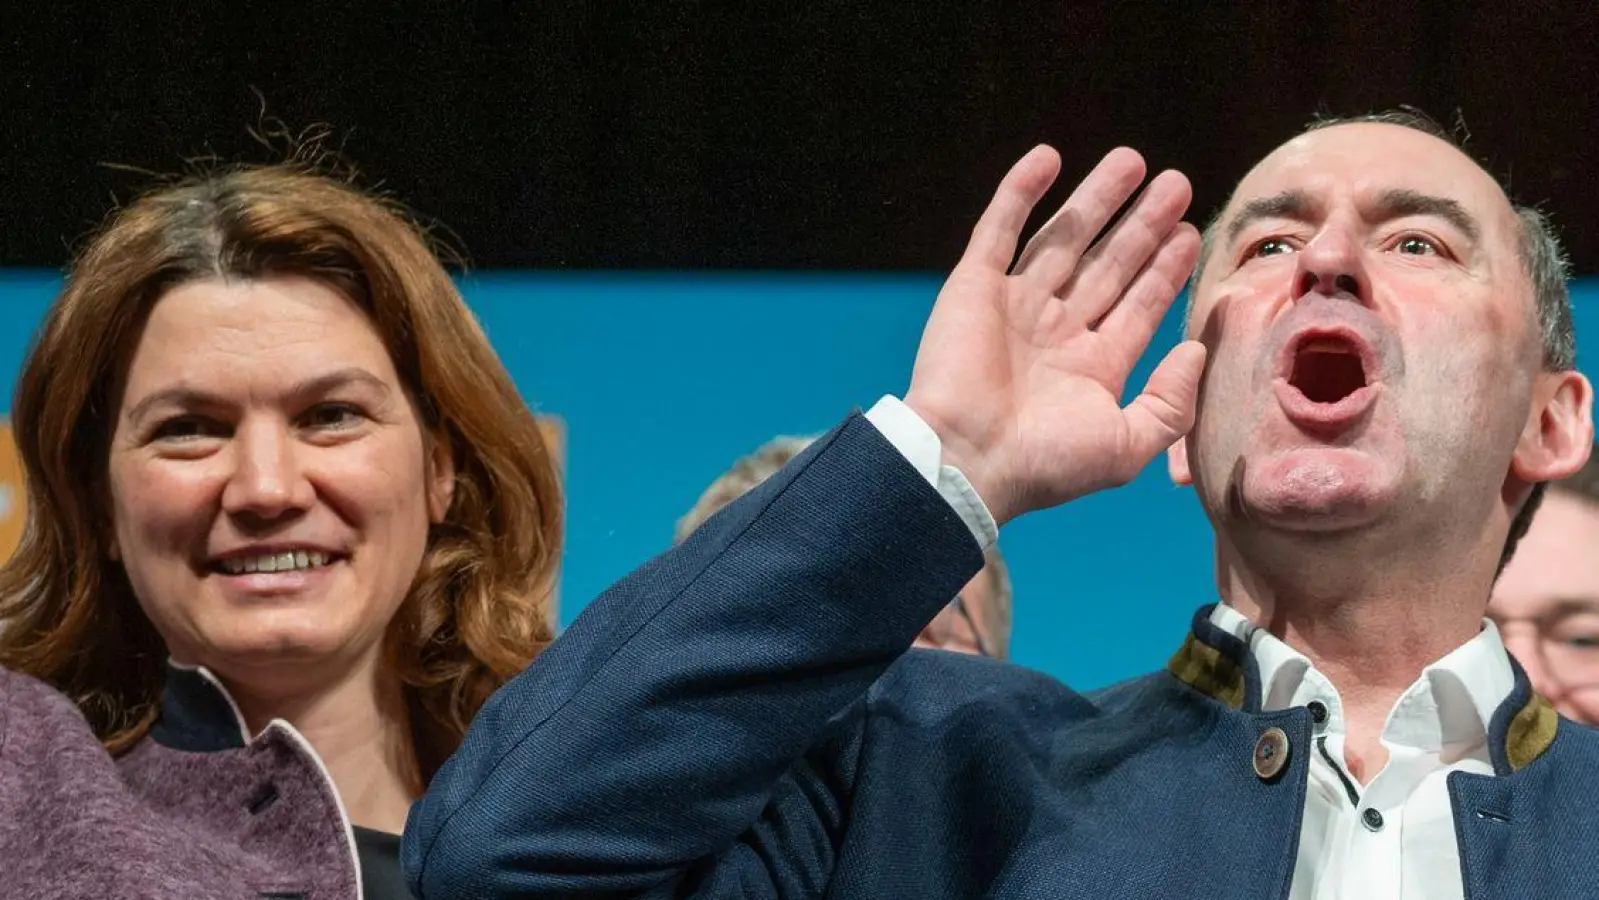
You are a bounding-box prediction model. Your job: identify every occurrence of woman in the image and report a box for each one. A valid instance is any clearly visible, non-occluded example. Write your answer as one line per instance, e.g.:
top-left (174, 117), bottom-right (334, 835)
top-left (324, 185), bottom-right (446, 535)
top-left (0, 163), bottom-right (562, 898)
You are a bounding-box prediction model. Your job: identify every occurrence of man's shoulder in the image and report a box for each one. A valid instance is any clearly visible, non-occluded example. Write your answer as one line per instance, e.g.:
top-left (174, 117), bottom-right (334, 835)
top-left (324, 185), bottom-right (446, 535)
top-left (1550, 716), bottom-right (1599, 760)
top-left (863, 651), bottom-right (1187, 735)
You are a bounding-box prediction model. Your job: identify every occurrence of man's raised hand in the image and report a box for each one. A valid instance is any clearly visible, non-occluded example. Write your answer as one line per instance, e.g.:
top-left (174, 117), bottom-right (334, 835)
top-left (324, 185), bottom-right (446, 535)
top-left (903, 146), bottom-right (1207, 526)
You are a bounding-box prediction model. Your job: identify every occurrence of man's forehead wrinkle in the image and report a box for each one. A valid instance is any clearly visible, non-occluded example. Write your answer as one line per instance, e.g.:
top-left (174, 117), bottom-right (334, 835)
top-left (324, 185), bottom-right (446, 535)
top-left (1289, 123), bottom-right (1515, 220)
top-left (1219, 174), bottom-right (1512, 251)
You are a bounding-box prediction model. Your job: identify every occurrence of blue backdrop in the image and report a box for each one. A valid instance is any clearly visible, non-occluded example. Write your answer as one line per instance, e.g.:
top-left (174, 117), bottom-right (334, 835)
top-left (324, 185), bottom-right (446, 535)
top-left (3, 270), bottom-right (1596, 689)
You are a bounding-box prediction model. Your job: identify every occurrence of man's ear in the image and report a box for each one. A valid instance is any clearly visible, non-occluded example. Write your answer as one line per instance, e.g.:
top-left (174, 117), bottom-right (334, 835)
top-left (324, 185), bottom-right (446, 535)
top-left (1511, 370), bottom-right (1594, 483)
top-left (1167, 436), bottom-right (1193, 486)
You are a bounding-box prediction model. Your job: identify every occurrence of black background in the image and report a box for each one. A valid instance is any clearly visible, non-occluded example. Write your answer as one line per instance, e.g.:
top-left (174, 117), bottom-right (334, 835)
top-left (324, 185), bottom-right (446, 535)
top-left (3, 2), bottom-right (1596, 273)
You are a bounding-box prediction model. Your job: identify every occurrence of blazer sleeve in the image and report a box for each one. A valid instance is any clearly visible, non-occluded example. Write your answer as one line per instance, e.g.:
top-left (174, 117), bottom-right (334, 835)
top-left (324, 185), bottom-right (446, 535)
top-left (402, 413), bottom-right (985, 899)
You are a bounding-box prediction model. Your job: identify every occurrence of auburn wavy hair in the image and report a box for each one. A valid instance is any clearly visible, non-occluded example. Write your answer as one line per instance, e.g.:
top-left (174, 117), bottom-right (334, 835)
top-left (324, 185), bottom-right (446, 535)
top-left (0, 163), bottom-right (562, 781)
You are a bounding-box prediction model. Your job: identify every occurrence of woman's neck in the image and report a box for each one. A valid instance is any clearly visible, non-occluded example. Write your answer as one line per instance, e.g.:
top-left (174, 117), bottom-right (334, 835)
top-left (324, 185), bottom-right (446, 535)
top-left (225, 656), bottom-right (420, 834)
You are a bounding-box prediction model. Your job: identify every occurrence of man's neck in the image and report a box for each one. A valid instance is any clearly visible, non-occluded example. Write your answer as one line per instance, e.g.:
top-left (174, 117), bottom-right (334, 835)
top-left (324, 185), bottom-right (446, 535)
top-left (224, 656), bottom-right (419, 834)
top-left (1215, 534), bottom-right (1495, 781)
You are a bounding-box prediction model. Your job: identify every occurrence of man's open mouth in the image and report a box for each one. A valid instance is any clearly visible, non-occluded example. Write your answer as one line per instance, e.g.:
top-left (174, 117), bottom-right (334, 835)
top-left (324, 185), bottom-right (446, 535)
top-left (1286, 333), bottom-right (1370, 405)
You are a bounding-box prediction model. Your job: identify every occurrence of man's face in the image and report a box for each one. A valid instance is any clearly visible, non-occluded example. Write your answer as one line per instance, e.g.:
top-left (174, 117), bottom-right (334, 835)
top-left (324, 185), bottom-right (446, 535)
top-left (1173, 123), bottom-right (1543, 546)
top-left (915, 566), bottom-right (1001, 658)
top-left (1490, 491), bottom-right (1599, 724)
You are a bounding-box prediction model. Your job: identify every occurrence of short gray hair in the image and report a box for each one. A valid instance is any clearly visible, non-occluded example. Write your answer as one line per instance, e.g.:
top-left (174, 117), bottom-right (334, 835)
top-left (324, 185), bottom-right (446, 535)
top-left (674, 435), bottom-right (819, 544)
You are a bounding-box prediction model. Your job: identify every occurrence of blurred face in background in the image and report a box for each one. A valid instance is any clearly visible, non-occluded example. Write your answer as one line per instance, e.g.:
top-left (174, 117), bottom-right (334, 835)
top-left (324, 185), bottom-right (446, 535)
top-left (1490, 490), bottom-right (1599, 724)
top-left (915, 566), bottom-right (1002, 658)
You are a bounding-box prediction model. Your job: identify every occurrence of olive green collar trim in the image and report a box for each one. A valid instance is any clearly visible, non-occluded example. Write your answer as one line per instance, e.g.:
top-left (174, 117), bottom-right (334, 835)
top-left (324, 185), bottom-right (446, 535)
top-left (1497, 682), bottom-right (1559, 773)
top-left (1166, 631), bottom-right (1247, 711)
top-left (1165, 605), bottom-right (1558, 773)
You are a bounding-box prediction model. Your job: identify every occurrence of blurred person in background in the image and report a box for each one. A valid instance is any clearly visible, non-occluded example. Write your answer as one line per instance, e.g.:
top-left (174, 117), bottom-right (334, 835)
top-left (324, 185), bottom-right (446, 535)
top-left (1490, 449), bottom-right (1599, 724)
top-left (676, 435), bottom-right (1013, 659)
top-left (0, 162), bottom-right (561, 899)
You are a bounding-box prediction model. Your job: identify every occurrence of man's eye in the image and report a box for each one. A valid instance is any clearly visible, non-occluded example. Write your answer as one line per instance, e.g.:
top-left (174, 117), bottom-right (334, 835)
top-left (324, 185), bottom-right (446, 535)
top-left (1396, 236), bottom-right (1439, 255)
top-left (1251, 238), bottom-right (1294, 258)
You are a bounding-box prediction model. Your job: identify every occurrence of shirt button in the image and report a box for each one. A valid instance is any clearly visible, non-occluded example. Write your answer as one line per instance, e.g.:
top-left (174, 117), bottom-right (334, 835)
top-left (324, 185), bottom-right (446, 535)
top-left (1307, 701), bottom-right (1328, 727)
top-left (1362, 808), bottom-right (1385, 832)
top-left (1253, 726), bottom-right (1291, 781)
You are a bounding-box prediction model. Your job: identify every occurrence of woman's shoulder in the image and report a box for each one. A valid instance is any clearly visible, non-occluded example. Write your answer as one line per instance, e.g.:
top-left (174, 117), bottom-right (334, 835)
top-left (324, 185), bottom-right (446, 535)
top-left (0, 666), bottom-right (300, 896)
top-left (0, 664), bottom-right (121, 810)
top-left (0, 664), bottom-right (122, 838)
top-left (0, 664), bottom-right (102, 745)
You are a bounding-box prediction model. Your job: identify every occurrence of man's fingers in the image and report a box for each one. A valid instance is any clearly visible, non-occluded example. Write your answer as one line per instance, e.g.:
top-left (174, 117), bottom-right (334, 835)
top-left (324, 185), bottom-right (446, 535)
top-left (1011, 147), bottom-right (1147, 293)
top-left (1120, 340), bottom-right (1208, 476)
top-left (1063, 169), bottom-right (1193, 327)
top-left (1095, 222), bottom-right (1202, 361)
top-left (960, 146), bottom-right (1063, 272)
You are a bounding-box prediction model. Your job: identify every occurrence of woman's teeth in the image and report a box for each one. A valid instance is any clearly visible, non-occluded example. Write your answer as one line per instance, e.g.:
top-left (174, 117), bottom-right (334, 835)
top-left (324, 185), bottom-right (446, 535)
top-left (218, 551), bottom-right (332, 575)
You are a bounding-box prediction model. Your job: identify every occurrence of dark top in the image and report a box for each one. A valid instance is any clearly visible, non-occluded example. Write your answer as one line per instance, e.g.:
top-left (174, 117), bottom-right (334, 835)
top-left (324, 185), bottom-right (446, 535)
top-left (355, 826), bottom-right (415, 899)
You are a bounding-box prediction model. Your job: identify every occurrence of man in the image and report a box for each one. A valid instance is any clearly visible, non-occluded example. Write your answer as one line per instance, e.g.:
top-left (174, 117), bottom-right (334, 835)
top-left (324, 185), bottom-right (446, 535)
top-left (405, 113), bottom-right (1599, 899)
top-left (676, 434), bottom-right (1014, 658)
top-left (1490, 450), bottom-right (1599, 724)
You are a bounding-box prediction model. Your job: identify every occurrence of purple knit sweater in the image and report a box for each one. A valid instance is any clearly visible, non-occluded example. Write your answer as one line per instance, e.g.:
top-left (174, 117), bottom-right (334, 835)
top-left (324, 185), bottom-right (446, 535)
top-left (0, 665), bottom-right (361, 899)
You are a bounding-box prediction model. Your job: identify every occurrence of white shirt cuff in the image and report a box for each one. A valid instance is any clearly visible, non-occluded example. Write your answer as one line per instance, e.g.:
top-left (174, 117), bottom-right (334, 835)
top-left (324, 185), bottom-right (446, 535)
top-left (863, 396), bottom-right (998, 550)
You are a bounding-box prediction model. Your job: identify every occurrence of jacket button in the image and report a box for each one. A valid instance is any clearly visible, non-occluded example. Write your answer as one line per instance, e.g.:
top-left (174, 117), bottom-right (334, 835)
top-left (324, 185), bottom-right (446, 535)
top-left (246, 782), bottom-right (280, 815)
top-left (1253, 726), bottom-right (1291, 781)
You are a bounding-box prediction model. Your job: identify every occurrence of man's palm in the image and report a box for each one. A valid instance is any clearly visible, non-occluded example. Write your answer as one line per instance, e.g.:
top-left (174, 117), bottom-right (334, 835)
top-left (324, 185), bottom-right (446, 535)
top-left (905, 146), bottom-right (1207, 525)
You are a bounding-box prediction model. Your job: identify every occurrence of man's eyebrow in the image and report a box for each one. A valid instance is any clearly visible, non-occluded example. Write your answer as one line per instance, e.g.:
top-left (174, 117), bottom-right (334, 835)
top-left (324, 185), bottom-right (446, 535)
top-left (1224, 190), bottom-right (1316, 245)
top-left (1373, 188), bottom-right (1481, 243)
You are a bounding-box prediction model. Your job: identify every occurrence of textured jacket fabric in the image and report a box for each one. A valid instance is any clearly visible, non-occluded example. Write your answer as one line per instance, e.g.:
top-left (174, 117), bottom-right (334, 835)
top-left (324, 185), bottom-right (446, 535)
top-left (405, 413), bottom-right (1599, 899)
top-left (0, 663), bottom-right (361, 899)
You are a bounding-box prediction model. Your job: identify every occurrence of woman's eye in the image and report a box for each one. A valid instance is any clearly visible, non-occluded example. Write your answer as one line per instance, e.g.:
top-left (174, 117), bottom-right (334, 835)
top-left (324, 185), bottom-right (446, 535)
top-left (303, 403), bottom-right (364, 430)
top-left (152, 417), bottom-right (219, 442)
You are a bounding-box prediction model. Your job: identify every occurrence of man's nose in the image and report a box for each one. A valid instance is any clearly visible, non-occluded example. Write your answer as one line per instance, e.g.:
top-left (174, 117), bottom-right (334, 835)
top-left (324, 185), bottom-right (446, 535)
top-left (1292, 224), bottom-right (1370, 305)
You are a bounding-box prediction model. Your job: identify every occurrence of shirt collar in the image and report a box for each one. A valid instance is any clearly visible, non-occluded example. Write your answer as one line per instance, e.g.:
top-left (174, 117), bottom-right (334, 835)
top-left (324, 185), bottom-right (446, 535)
top-left (1207, 603), bottom-right (1516, 755)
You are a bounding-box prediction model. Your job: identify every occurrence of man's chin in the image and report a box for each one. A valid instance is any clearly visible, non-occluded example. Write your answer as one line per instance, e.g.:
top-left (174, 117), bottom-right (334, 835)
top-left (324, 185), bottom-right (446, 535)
top-left (1235, 446), bottom-right (1401, 528)
top-left (1241, 501), bottom-right (1389, 535)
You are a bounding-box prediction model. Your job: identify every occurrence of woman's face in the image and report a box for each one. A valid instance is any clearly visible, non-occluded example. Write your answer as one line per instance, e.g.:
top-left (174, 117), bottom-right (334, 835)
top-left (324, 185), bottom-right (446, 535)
top-left (107, 277), bottom-right (454, 687)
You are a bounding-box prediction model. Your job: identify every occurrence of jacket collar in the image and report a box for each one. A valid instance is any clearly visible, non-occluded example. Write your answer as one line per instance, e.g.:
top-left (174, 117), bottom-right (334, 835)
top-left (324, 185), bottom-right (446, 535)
top-left (1166, 603), bottom-right (1558, 774)
top-left (1166, 604), bottom-right (1260, 713)
top-left (147, 662), bottom-right (253, 752)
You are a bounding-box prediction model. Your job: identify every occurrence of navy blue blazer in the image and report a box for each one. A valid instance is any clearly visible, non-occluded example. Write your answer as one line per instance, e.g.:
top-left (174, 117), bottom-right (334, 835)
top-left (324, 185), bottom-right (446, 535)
top-left (403, 414), bottom-right (1599, 898)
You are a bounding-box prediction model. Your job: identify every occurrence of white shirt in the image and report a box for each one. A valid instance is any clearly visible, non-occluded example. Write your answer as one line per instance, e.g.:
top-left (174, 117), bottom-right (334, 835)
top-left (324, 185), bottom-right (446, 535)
top-left (864, 395), bottom-right (1517, 900)
top-left (1210, 605), bottom-right (1511, 899)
